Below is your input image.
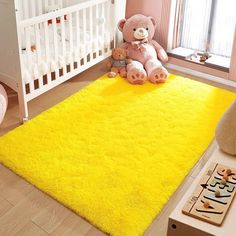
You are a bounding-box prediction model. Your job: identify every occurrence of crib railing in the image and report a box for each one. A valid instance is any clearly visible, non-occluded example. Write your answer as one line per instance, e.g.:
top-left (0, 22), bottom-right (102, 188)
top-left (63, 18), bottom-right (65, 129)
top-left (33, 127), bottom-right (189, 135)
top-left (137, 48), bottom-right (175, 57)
top-left (18, 0), bottom-right (114, 101)
top-left (20, 0), bottom-right (64, 20)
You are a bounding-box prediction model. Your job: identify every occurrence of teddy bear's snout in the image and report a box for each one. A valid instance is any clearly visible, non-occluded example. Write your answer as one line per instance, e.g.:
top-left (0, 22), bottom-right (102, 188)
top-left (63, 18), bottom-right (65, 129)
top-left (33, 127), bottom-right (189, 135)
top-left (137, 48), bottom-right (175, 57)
top-left (134, 27), bottom-right (148, 40)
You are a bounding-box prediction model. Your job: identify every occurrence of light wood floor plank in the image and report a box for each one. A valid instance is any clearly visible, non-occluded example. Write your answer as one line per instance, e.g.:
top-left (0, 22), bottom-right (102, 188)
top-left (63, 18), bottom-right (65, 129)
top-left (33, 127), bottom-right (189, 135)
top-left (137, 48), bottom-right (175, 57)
top-left (16, 222), bottom-right (49, 236)
top-left (50, 213), bottom-right (93, 236)
top-left (0, 189), bottom-right (52, 235)
top-left (32, 200), bottom-right (71, 234)
top-left (85, 226), bottom-right (107, 236)
top-left (0, 164), bottom-right (34, 205)
top-left (0, 196), bottom-right (13, 218)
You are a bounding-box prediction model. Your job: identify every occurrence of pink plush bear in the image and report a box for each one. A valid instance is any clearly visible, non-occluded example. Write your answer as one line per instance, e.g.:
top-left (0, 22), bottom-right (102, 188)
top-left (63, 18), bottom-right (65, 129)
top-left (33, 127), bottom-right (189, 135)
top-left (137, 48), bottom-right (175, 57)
top-left (0, 84), bottom-right (7, 125)
top-left (118, 14), bottom-right (168, 85)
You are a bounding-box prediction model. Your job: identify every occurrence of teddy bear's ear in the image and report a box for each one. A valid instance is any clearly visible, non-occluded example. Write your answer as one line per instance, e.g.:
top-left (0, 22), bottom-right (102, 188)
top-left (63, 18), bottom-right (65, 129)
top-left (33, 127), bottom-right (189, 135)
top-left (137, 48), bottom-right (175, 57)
top-left (149, 16), bottom-right (157, 28)
top-left (118, 19), bottom-right (126, 32)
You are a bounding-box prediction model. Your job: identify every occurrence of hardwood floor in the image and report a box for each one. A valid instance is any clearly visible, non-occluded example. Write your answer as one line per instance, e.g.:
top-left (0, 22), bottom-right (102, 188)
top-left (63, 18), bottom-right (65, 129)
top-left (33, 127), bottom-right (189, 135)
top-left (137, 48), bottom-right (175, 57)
top-left (0, 61), bottom-right (217, 235)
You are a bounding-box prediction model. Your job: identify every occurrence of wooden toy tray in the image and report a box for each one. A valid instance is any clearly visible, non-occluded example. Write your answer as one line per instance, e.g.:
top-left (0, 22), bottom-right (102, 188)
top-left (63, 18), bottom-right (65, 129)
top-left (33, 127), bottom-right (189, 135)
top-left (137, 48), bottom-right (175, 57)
top-left (182, 163), bottom-right (236, 226)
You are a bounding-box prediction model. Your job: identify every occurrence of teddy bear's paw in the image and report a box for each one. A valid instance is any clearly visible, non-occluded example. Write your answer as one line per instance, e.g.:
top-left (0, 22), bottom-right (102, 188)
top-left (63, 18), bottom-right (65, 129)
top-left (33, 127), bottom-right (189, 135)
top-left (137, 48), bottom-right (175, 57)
top-left (108, 71), bottom-right (117, 78)
top-left (120, 71), bottom-right (127, 78)
top-left (127, 69), bottom-right (147, 85)
top-left (149, 67), bottom-right (168, 84)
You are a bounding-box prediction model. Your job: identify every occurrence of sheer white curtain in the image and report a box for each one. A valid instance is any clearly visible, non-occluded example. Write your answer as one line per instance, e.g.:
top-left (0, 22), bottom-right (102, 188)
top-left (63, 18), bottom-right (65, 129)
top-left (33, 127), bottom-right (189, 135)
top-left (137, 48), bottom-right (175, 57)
top-left (210, 0), bottom-right (236, 57)
top-left (180, 0), bottom-right (212, 51)
top-left (180, 0), bottom-right (236, 58)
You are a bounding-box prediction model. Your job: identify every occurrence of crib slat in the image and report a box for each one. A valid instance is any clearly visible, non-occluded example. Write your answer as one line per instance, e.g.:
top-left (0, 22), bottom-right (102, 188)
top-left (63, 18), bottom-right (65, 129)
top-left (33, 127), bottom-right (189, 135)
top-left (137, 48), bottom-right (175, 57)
top-left (30, 1), bottom-right (36, 17)
top-left (52, 18), bottom-right (59, 80)
top-left (19, 1), bottom-right (25, 21)
top-left (110, 0), bottom-right (115, 48)
top-left (25, 27), bottom-right (34, 93)
top-left (95, 4), bottom-right (99, 58)
top-left (43, 22), bottom-right (50, 65)
top-left (82, 8), bottom-right (87, 64)
top-left (75, 10), bottom-right (81, 64)
top-left (89, 5), bottom-right (93, 61)
top-left (52, 19), bottom-right (58, 59)
top-left (37, 0), bottom-right (43, 16)
top-left (106, 0), bottom-right (111, 50)
top-left (35, 23), bottom-right (43, 89)
top-left (44, 0), bottom-right (49, 13)
top-left (43, 21), bottom-right (52, 83)
top-left (101, 3), bottom-right (105, 54)
top-left (60, 17), bottom-right (66, 54)
top-left (22, 0), bottom-right (29, 19)
top-left (68, 13), bottom-right (74, 70)
top-left (25, 27), bottom-right (32, 67)
top-left (60, 15), bottom-right (67, 74)
top-left (35, 25), bottom-right (41, 61)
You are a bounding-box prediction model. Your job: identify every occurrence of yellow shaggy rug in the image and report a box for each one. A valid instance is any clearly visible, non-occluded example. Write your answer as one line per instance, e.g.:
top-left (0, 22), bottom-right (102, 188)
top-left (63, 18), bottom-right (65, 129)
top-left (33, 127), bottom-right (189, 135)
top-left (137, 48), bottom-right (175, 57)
top-left (0, 74), bottom-right (235, 235)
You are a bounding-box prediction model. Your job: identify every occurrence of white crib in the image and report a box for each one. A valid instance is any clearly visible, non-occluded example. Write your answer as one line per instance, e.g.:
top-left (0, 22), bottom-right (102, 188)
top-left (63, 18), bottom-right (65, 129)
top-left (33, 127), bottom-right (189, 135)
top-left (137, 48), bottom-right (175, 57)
top-left (0, 0), bottom-right (116, 122)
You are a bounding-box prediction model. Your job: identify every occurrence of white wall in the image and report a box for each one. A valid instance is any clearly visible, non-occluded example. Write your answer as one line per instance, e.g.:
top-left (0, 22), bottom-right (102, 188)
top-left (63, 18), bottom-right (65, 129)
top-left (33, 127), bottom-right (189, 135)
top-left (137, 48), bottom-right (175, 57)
top-left (0, 0), bottom-right (22, 87)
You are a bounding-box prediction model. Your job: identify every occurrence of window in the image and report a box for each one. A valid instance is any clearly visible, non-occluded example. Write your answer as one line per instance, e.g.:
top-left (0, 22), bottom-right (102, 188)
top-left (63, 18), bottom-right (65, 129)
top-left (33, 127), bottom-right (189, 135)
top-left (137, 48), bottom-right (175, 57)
top-left (170, 0), bottom-right (236, 70)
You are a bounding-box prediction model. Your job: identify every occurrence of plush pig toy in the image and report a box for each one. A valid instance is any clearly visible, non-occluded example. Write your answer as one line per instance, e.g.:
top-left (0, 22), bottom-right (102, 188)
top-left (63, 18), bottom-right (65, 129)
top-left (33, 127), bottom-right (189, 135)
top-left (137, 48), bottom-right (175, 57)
top-left (118, 14), bottom-right (168, 85)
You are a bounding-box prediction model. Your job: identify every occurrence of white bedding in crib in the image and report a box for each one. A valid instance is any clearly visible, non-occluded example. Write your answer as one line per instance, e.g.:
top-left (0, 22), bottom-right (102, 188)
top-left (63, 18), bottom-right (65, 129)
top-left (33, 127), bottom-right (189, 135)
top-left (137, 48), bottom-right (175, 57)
top-left (21, 24), bottom-right (111, 83)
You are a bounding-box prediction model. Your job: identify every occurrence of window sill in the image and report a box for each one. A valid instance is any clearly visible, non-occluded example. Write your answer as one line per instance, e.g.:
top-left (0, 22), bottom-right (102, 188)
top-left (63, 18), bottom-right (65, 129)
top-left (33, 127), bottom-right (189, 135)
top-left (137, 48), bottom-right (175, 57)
top-left (166, 62), bottom-right (236, 93)
top-left (168, 47), bottom-right (230, 73)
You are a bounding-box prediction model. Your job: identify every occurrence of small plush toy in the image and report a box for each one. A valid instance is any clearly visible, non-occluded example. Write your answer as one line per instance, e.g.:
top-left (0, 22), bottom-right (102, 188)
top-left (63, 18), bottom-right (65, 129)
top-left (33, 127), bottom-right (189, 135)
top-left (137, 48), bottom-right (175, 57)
top-left (107, 48), bottom-right (131, 78)
top-left (118, 14), bottom-right (169, 85)
top-left (0, 84), bottom-right (8, 125)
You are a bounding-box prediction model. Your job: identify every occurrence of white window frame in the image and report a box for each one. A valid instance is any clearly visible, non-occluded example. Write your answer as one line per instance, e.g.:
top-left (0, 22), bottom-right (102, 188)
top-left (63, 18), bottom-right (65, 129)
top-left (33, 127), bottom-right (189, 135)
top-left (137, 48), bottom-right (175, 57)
top-left (164, 0), bottom-right (236, 82)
